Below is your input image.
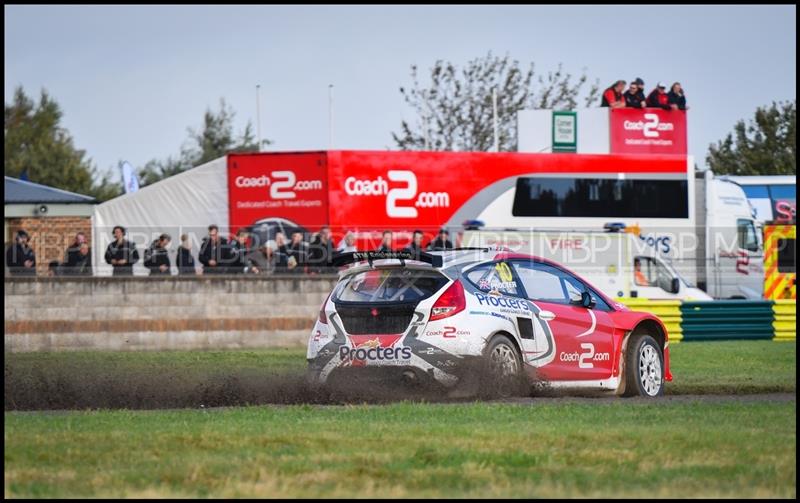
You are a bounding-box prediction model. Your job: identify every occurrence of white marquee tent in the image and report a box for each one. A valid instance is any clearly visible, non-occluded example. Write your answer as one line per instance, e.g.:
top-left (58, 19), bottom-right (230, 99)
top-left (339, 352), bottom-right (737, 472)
top-left (92, 156), bottom-right (228, 276)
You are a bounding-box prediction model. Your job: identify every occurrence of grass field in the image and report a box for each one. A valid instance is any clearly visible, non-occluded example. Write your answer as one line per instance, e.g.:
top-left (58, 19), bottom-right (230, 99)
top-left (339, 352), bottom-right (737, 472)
top-left (4, 341), bottom-right (797, 498)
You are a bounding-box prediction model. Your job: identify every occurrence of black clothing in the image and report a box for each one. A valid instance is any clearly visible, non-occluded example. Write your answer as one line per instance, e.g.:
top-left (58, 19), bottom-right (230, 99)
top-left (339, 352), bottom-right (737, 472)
top-left (623, 90), bottom-right (645, 108)
top-left (176, 246), bottom-right (196, 275)
top-left (104, 239), bottom-right (139, 276)
top-left (199, 236), bottom-right (231, 274)
top-left (62, 244), bottom-right (92, 276)
top-left (377, 244), bottom-right (393, 253)
top-left (275, 245), bottom-right (290, 269)
top-left (227, 238), bottom-right (248, 274)
top-left (667, 90), bottom-right (687, 110)
top-left (5, 243), bottom-right (36, 276)
top-left (144, 240), bottom-right (171, 276)
top-left (286, 242), bottom-right (308, 273)
top-left (307, 237), bottom-right (334, 272)
top-left (402, 242), bottom-right (424, 258)
top-left (427, 237), bottom-right (454, 251)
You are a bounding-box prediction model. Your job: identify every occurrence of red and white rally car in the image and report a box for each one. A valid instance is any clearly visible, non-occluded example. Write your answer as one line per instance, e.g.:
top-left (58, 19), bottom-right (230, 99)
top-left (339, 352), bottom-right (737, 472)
top-left (307, 249), bottom-right (672, 397)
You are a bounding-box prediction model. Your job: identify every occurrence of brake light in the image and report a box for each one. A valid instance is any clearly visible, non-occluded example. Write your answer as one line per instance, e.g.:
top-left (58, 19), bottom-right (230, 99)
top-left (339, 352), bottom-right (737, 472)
top-left (430, 280), bottom-right (466, 321)
top-left (319, 292), bottom-right (332, 324)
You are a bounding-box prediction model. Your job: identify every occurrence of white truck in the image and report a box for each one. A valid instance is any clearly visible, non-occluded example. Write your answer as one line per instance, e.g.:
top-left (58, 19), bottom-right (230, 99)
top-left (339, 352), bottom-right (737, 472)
top-left (458, 170), bottom-right (763, 301)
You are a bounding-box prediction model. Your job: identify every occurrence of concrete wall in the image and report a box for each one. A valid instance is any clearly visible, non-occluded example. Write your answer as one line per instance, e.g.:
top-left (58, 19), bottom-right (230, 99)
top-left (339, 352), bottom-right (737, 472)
top-left (4, 276), bottom-right (339, 352)
top-left (5, 215), bottom-right (92, 276)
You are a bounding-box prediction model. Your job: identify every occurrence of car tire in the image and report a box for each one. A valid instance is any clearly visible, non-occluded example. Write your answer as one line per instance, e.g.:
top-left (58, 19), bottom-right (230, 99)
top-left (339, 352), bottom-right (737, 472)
top-left (621, 333), bottom-right (665, 397)
top-left (479, 334), bottom-right (527, 398)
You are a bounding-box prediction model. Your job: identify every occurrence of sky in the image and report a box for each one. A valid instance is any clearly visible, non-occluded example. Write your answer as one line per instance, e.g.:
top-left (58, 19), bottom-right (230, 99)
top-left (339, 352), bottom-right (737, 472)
top-left (4, 5), bottom-right (797, 181)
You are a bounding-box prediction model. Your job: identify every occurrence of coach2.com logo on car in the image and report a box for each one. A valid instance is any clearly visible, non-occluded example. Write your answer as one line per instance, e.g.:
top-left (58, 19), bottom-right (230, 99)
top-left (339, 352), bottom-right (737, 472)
top-left (559, 343), bottom-right (610, 368)
top-left (343, 170), bottom-right (450, 218)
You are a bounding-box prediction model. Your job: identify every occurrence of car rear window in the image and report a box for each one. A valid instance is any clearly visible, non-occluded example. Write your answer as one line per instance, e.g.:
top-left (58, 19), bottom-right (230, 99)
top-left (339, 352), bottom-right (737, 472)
top-left (334, 268), bottom-right (449, 304)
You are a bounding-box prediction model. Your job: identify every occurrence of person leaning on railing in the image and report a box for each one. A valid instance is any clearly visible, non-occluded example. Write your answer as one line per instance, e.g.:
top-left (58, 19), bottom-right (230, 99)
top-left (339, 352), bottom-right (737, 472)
top-left (104, 226), bottom-right (139, 277)
top-left (176, 234), bottom-right (197, 275)
top-left (144, 233), bottom-right (172, 276)
top-left (5, 230), bottom-right (36, 276)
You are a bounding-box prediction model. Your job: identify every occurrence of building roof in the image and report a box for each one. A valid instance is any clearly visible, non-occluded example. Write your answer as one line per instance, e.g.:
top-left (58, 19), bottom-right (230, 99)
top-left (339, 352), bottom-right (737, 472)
top-left (4, 176), bottom-right (96, 204)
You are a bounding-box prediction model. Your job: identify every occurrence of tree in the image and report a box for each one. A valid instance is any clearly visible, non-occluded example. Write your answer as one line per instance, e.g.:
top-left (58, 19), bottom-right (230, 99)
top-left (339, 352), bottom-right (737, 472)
top-left (392, 52), bottom-right (600, 152)
top-left (706, 100), bottom-right (796, 175)
top-left (138, 99), bottom-right (269, 186)
top-left (4, 86), bottom-right (121, 200)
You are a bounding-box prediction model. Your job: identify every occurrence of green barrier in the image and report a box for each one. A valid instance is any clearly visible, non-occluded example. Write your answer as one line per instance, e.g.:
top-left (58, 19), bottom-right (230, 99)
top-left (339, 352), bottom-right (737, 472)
top-left (773, 300), bottom-right (797, 341)
top-left (680, 300), bottom-right (776, 341)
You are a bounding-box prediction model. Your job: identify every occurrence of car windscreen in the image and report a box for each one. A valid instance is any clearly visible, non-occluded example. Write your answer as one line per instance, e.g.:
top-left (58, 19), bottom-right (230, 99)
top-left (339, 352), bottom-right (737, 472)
top-left (334, 268), bottom-right (449, 304)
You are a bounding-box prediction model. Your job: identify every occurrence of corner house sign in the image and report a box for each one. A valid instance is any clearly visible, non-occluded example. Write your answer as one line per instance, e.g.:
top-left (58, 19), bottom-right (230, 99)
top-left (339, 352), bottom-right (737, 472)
top-left (552, 111), bottom-right (577, 153)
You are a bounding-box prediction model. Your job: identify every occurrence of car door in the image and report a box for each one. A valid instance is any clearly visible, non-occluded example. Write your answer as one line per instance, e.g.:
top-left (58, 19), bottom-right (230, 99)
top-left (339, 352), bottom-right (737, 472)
top-left (511, 260), bottom-right (616, 382)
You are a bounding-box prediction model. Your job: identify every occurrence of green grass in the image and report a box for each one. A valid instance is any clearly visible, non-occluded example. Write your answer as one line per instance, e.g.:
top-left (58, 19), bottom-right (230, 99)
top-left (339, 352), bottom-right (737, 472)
top-left (667, 340), bottom-right (796, 394)
top-left (4, 340), bottom-right (797, 497)
top-left (4, 401), bottom-right (796, 498)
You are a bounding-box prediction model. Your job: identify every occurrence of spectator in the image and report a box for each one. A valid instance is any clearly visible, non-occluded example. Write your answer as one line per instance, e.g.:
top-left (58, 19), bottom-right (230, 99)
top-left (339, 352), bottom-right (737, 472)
top-left (176, 234), bottom-right (197, 275)
top-left (246, 240), bottom-right (279, 274)
top-left (199, 224), bottom-right (230, 275)
top-left (646, 82), bottom-right (671, 110)
top-left (377, 230), bottom-right (393, 252)
top-left (286, 232), bottom-right (308, 274)
top-left (274, 232), bottom-right (289, 269)
top-left (144, 233), bottom-right (172, 276)
top-left (62, 232), bottom-right (87, 270)
top-left (427, 228), bottom-right (454, 251)
top-left (623, 80), bottom-right (646, 109)
top-left (600, 80), bottom-right (626, 108)
top-left (308, 226), bottom-right (334, 273)
top-left (633, 77), bottom-right (646, 104)
top-left (6, 230), bottom-right (36, 276)
top-left (403, 230), bottom-right (425, 257)
top-left (337, 231), bottom-right (357, 253)
top-left (62, 241), bottom-right (92, 276)
top-left (47, 260), bottom-right (61, 277)
top-left (104, 226), bottom-right (139, 276)
top-left (668, 82), bottom-right (688, 110)
top-left (227, 228), bottom-right (249, 274)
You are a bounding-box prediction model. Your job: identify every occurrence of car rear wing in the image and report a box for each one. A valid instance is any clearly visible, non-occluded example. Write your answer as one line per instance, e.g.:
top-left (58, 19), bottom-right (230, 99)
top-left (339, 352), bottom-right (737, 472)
top-left (331, 250), bottom-right (444, 268)
top-left (331, 247), bottom-right (503, 269)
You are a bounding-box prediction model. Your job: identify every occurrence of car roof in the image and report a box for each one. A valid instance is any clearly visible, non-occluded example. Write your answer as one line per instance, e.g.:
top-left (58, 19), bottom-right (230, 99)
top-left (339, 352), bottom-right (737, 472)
top-left (338, 248), bottom-right (619, 310)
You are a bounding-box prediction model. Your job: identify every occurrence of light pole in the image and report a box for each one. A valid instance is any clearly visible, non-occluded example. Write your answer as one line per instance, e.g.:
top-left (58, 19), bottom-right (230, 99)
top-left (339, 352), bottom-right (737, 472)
top-left (328, 84), bottom-right (334, 149)
top-left (492, 87), bottom-right (499, 152)
top-left (256, 84), bottom-right (262, 152)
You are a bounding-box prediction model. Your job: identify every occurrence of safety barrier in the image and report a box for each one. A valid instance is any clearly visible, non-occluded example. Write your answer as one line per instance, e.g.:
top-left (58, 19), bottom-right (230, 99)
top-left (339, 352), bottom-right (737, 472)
top-left (680, 300), bottom-right (775, 341)
top-left (773, 300), bottom-right (797, 341)
top-left (616, 298), bottom-right (683, 342)
top-left (617, 298), bottom-right (796, 342)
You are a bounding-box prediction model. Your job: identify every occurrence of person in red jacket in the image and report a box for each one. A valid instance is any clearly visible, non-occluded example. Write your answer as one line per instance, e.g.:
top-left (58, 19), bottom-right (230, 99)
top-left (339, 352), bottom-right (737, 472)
top-left (600, 80), bottom-right (626, 108)
top-left (646, 82), bottom-right (671, 110)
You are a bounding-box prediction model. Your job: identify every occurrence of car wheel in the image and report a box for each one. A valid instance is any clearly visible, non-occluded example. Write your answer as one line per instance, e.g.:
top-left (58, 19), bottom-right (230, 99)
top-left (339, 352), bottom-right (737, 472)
top-left (622, 333), bottom-right (664, 397)
top-left (480, 335), bottom-right (526, 398)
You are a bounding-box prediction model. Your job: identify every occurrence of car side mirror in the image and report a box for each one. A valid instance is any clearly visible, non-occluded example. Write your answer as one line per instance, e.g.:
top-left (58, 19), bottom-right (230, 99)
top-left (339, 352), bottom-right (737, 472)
top-left (671, 277), bottom-right (680, 294)
top-left (581, 291), bottom-right (596, 309)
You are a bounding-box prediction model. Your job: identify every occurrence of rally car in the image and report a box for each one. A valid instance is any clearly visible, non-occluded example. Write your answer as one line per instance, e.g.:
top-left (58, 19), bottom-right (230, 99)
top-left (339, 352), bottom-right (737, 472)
top-left (306, 248), bottom-right (671, 397)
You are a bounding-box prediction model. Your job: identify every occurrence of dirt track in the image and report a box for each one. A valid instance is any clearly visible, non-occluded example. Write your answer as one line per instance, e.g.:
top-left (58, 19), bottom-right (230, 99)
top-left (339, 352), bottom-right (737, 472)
top-left (5, 355), bottom-right (795, 411)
